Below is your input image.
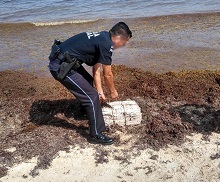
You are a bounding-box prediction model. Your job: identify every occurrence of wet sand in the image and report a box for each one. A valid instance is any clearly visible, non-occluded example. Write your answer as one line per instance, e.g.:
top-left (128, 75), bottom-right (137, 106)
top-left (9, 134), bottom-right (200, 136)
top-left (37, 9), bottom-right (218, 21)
top-left (0, 12), bottom-right (220, 74)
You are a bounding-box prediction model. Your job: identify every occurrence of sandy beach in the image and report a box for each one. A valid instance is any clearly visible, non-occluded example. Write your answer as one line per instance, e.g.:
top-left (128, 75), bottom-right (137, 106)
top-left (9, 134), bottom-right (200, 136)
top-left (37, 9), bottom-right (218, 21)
top-left (1, 133), bottom-right (220, 182)
top-left (0, 12), bottom-right (220, 181)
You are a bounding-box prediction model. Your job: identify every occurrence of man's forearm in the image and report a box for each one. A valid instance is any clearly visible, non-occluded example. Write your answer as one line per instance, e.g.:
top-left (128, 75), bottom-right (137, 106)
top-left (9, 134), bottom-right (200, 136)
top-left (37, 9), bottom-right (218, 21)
top-left (93, 63), bottom-right (103, 93)
top-left (104, 73), bottom-right (116, 92)
top-left (93, 73), bottom-right (103, 93)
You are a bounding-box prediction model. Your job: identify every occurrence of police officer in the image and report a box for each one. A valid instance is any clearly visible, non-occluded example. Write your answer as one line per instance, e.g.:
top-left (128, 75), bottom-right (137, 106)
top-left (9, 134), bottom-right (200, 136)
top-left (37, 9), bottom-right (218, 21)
top-left (48, 22), bottom-right (132, 145)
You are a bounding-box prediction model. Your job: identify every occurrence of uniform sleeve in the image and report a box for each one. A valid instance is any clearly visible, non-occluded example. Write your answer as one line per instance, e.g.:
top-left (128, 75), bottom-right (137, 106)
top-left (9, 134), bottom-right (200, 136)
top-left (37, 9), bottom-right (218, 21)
top-left (98, 41), bottom-right (113, 65)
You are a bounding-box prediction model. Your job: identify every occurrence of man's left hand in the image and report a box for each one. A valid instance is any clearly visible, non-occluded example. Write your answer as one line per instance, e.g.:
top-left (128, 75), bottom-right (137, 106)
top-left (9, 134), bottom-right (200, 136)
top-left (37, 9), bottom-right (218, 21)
top-left (111, 90), bottom-right (119, 100)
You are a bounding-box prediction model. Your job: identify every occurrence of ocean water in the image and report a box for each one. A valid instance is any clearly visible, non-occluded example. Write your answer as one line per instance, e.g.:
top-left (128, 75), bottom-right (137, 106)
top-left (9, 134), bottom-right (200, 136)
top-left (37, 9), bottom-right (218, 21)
top-left (0, 0), bottom-right (220, 23)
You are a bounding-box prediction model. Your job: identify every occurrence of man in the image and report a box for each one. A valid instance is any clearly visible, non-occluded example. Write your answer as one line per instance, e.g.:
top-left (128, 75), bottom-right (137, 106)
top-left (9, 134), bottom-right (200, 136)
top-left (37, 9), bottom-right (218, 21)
top-left (48, 22), bottom-right (132, 145)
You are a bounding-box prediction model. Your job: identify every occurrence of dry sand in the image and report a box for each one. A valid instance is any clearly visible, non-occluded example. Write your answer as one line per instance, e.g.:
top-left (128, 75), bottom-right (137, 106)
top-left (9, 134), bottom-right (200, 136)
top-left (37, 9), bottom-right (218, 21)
top-left (1, 133), bottom-right (220, 182)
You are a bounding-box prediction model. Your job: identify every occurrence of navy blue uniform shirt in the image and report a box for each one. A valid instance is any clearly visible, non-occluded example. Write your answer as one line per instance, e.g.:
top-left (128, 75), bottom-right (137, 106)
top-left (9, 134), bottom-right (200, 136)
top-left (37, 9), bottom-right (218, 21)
top-left (48, 31), bottom-right (114, 71)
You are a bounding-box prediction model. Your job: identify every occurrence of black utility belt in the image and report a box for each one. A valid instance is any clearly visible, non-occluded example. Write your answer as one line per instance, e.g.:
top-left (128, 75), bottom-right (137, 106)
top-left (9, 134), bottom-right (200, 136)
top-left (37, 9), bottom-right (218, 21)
top-left (49, 39), bottom-right (81, 80)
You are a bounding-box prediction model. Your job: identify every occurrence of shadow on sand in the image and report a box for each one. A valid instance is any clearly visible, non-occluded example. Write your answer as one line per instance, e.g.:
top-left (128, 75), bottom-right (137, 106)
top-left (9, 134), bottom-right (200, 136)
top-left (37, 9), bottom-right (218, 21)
top-left (29, 99), bottom-right (89, 138)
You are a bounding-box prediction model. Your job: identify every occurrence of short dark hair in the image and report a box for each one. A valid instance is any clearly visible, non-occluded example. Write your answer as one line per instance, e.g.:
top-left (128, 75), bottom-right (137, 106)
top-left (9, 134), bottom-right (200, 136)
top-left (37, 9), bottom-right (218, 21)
top-left (110, 22), bottom-right (132, 38)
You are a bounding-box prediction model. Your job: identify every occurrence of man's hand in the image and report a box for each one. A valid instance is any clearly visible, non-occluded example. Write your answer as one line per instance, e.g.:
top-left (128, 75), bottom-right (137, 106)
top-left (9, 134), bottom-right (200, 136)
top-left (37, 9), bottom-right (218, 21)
top-left (110, 90), bottom-right (119, 99)
top-left (98, 92), bottom-right (106, 101)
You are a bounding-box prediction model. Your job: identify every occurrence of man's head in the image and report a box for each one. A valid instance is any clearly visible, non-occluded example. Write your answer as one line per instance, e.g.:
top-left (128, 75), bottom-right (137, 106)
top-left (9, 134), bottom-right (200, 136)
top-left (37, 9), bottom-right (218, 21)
top-left (109, 22), bottom-right (132, 49)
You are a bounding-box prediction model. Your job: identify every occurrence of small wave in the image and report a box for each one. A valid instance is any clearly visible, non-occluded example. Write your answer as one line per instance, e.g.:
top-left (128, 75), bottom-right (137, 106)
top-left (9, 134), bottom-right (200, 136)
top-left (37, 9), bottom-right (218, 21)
top-left (32, 19), bottom-right (100, 26)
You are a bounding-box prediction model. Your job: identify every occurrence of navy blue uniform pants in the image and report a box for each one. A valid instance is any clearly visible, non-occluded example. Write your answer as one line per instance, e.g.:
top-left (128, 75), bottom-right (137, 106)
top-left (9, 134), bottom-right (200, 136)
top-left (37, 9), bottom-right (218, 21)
top-left (50, 65), bottom-right (106, 136)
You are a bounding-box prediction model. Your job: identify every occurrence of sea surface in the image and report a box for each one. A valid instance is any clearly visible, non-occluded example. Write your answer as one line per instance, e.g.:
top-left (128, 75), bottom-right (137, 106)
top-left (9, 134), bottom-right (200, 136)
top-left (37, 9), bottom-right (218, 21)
top-left (0, 0), bottom-right (220, 23)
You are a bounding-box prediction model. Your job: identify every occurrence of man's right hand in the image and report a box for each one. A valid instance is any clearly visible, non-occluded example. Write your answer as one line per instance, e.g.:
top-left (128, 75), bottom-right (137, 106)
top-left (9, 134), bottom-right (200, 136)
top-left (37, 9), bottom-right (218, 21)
top-left (99, 92), bottom-right (106, 102)
top-left (111, 90), bottom-right (119, 99)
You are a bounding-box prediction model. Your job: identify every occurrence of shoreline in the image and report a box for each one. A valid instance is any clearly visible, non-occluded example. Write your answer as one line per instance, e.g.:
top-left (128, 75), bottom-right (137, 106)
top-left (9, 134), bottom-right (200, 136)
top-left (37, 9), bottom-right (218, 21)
top-left (0, 11), bottom-right (220, 74)
top-left (0, 11), bottom-right (219, 26)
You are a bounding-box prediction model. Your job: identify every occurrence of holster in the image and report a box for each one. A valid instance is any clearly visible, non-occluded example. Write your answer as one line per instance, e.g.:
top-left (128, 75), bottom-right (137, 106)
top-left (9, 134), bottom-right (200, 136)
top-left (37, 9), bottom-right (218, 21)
top-left (57, 52), bottom-right (81, 80)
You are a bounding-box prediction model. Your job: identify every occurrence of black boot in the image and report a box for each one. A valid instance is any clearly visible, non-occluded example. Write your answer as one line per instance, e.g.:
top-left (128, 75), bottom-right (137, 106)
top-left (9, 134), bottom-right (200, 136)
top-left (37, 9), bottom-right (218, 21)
top-left (87, 133), bottom-right (114, 145)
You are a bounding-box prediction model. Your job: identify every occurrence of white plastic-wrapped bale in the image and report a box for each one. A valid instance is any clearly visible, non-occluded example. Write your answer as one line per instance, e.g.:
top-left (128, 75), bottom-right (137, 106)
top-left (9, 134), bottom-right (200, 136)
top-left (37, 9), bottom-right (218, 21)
top-left (102, 100), bottom-right (142, 126)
